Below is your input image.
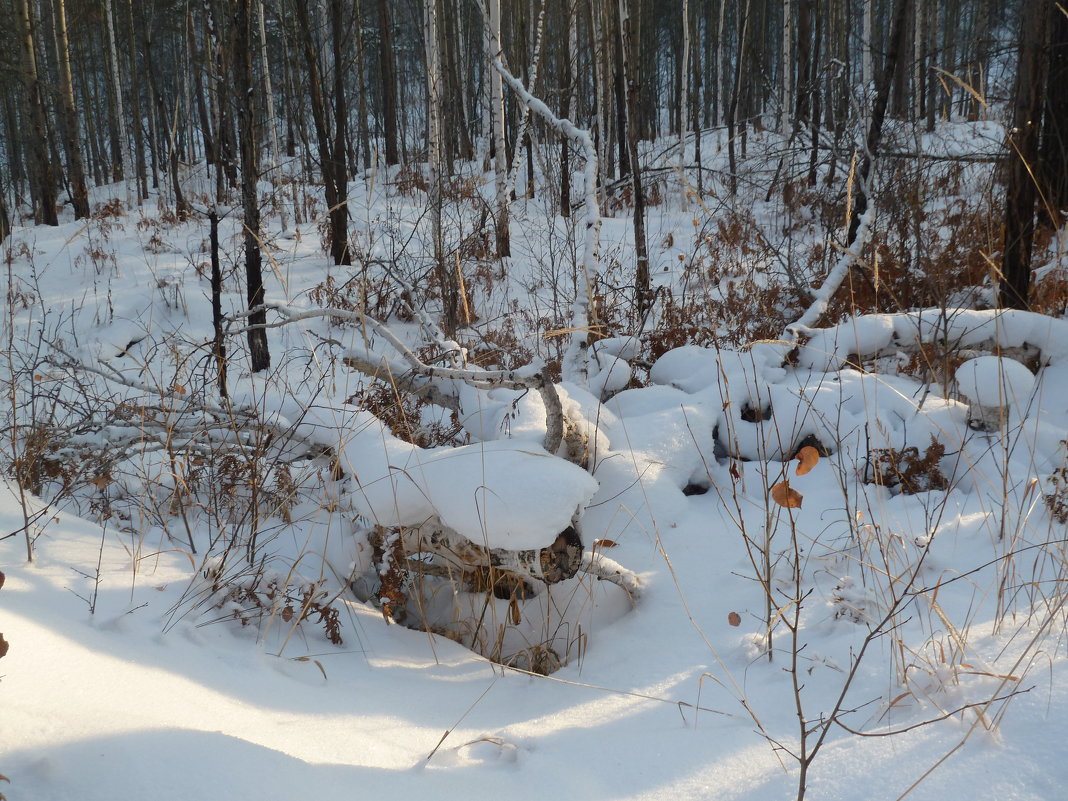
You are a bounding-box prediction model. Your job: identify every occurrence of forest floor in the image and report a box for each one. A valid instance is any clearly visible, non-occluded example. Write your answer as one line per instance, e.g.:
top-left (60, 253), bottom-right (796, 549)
top-left (3, 122), bottom-right (1068, 800)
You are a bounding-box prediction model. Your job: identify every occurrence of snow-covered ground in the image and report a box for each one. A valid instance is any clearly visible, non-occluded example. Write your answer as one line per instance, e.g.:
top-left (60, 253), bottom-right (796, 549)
top-left (3, 133), bottom-right (1068, 800)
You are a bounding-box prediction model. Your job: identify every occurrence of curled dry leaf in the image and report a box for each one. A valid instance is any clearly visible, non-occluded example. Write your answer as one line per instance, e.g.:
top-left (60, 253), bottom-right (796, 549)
top-left (593, 539), bottom-right (618, 549)
top-left (0, 569), bottom-right (5, 590)
top-left (728, 611), bottom-right (742, 627)
top-left (795, 445), bottom-right (819, 476)
top-left (771, 481), bottom-right (803, 509)
top-left (0, 633), bottom-right (8, 659)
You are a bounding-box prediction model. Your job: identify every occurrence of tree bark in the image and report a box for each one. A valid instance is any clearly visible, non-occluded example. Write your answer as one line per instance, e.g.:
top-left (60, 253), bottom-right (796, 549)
top-left (1000, 4), bottom-right (1052, 310)
top-left (489, 0), bottom-right (511, 257)
top-left (52, 0), bottom-right (90, 219)
top-left (379, 0), bottom-right (399, 166)
top-left (619, 0), bottom-right (649, 317)
top-left (234, 0), bottom-right (271, 372)
top-left (14, 0), bottom-right (58, 226)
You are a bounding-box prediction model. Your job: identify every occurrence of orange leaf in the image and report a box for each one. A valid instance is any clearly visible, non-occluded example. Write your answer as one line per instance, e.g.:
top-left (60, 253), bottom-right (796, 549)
top-left (727, 611), bottom-right (742, 627)
top-left (795, 445), bottom-right (819, 476)
top-left (594, 539), bottom-right (618, 549)
top-left (770, 481), bottom-right (803, 509)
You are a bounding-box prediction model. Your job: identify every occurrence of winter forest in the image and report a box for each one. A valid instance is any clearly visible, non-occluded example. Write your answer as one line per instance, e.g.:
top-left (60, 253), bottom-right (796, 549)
top-left (3, 0), bottom-right (1068, 799)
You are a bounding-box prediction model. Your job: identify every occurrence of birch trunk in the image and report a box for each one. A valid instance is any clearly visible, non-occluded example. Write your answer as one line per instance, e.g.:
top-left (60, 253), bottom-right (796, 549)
top-left (489, 0), bottom-right (511, 257)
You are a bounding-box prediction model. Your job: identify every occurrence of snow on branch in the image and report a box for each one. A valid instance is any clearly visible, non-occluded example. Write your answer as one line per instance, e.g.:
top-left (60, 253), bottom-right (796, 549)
top-left (784, 200), bottom-right (876, 343)
top-left (491, 57), bottom-right (601, 386)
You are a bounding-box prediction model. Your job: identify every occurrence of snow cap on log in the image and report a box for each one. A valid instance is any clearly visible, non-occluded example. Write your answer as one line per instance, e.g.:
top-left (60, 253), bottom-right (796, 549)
top-left (304, 408), bottom-right (599, 551)
top-left (955, 355), bottom-right (1035, 430)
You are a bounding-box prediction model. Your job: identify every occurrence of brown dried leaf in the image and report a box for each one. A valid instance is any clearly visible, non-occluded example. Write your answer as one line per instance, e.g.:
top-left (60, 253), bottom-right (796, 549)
top-left (770, 481), bottom-right (803, 509)
top-left (0, 633), bottom-right (8, 659)
top-left (282, 607), bottom-right (294, 623)
top-left (727, 611), bottom-right (742, 627)
top-left (594, 539), bottom-right (618, 549)
top-left (509, 595), bottom-right (522, 626)
top-left (0, 570), bottom-right (5, 591)
top-left (795, 445), bottom-right (819, 476)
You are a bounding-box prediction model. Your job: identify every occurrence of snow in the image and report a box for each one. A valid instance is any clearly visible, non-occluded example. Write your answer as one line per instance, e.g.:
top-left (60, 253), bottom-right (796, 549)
top-left (4, 124), bottom-right (1068, 801)
top-left (955, 355), bottom-right (1036, 409)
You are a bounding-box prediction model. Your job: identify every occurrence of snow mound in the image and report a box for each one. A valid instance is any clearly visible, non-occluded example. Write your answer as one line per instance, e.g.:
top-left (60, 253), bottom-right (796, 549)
top-left (955, 356), bottom-right (1035, 408)
top-left (302, 407), bottom-right (599, 550)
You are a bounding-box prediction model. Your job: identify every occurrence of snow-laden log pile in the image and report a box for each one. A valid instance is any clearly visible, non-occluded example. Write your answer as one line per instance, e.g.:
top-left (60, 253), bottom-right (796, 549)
top-left (646, 308), bottom-right (1066, 476)
top-left (300, 405), bottom-right (598, 579)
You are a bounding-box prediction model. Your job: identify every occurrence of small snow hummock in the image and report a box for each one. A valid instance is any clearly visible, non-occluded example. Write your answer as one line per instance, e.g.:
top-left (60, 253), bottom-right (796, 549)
top-left (305, 408), bottom-right (600, 551)
top-left (955, 356), bottom-right (1035, 409)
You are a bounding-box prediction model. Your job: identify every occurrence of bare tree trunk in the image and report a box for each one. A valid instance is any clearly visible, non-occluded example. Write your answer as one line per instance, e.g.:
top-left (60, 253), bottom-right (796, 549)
top-left (426, 0), bottom-right (456, 334)
top-left (727, 0), bottom-right (752, 195)
top-left (294, 0), bottom-right (350, 265)
top-left (104, 0), bottom-right (133, 204)
top-left (1000, 4), bottom-right (1052, 309)
top-left (619, 0), bottom-right (649, 317)
top-left (329, 0), bottom-right (349, 261)
top-left (14, 0), bottom-right (58, 226)
top-left (1040, 2), bottom-right (1068, 226)
top-left (354, 0), bottom-right (372, 171)
top-left (560, 0), bottom-right (576, 217)
top-left (234, 0), bottom-right (270, 372)
top-left (489, 0), bottom-right (511, 257)
top-left (681, 0), bottom-right (691, 161)
top-left (379, 0), bottom-right (399, 166)
top-left (52, 0), bottom-right (90, 219)
top-left (781, 0), bottom-right (793, 135)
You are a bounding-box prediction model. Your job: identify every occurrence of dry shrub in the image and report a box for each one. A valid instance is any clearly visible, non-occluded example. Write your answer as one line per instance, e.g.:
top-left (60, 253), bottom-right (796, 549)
top-left (206, 566), bottom-right (343, 644)
top-left (868, 439), bottom-right (949, 495)
top-left (347, 380), bottom-right (463, 449)
top-left (393, 164), bottom-right (429, 196)
top-left (442, 173), bottom-right (486, 204)
top-left (644, 279), bottom-right (790, 364)
top-left (307, 273), bottom-right (397, 323)
top-left (1045, 465), bottom-right (1068, 524)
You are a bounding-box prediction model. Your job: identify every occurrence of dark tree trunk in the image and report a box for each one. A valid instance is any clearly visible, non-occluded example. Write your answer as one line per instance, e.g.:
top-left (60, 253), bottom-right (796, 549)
top-left (1000, 4), bottom-right (1051, 310)
top-left (53, 0), bottom-right (91, 219)
top-left (379, 0), bottom-right (400, 165)
top-left (1040, 3), bottom-right (1068, 226)
top-left (234, 0), bottom-right (270, 371)
top-left (620, 0), bottom-right (649, 317)
top-left (295, 0), bottom-right (350, 265)
top-left (14, 0), bottom-right (58, 226)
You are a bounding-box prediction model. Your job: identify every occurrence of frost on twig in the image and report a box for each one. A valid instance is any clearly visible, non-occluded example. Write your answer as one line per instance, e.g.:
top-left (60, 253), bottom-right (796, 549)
top-left (491, 57), bottom-right (601, 388)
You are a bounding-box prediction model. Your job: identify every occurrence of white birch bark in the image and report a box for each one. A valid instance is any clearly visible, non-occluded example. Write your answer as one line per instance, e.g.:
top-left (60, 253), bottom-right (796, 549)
top-left (489, 0), bottom-right (510, 256)
top-left (491, 58), bottom-right (601, 386)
